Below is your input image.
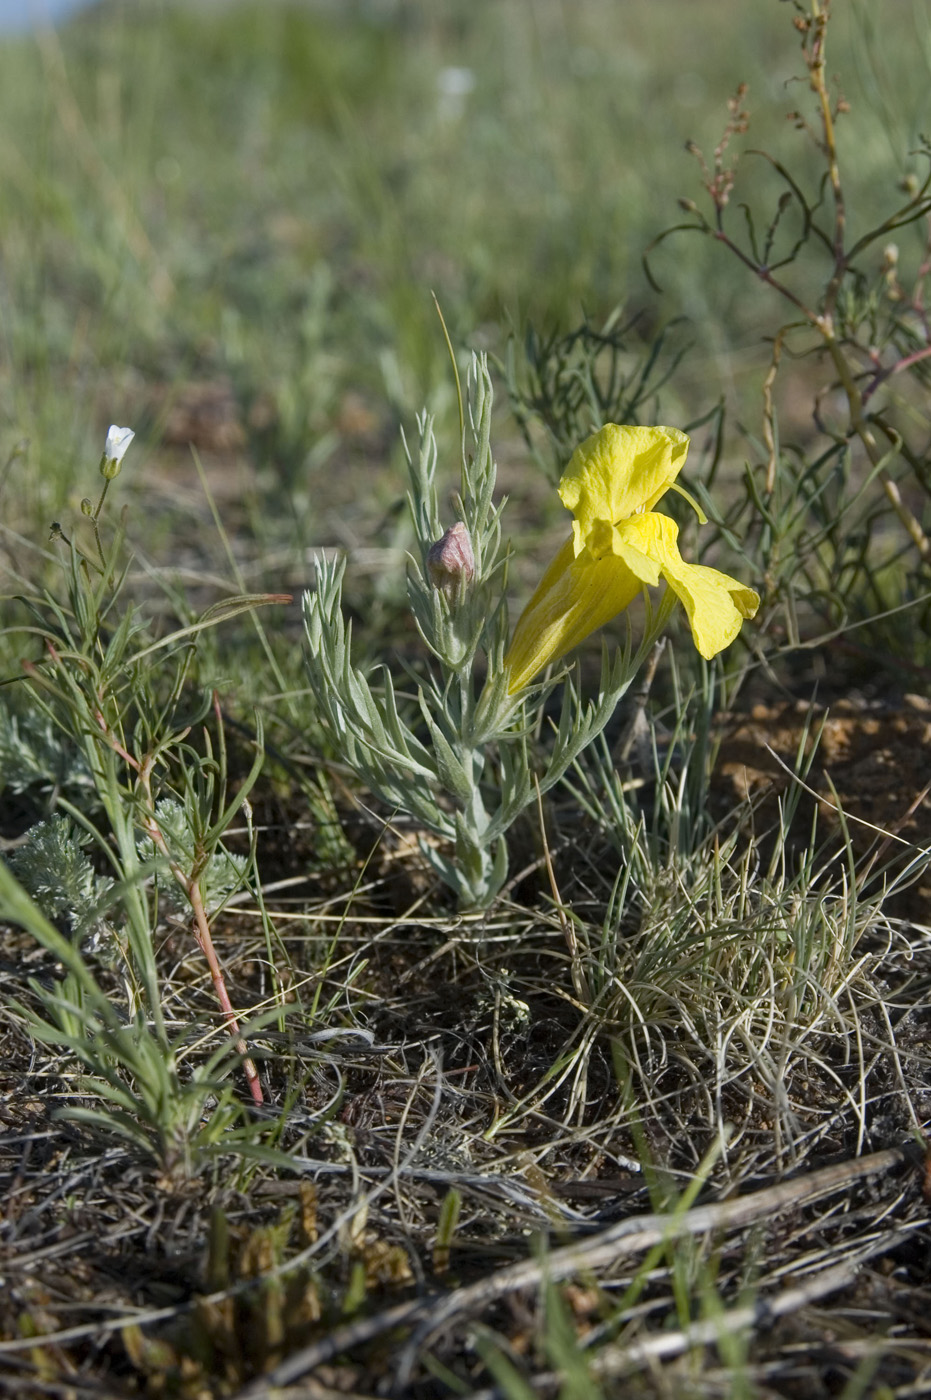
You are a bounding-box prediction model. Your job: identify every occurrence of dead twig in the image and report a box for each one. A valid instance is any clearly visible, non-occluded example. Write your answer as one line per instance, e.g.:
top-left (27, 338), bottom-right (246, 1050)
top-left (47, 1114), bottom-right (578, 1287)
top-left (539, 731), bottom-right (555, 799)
top-left (232, 1145), bottom-right (907, 1397)
top-left (549, 1227), bottom-right (923, 1386)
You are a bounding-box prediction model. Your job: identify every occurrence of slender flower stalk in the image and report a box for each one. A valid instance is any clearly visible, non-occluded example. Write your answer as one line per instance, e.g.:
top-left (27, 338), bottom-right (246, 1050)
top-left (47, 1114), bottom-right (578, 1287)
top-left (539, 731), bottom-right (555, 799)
top-left (504, 424), bottom-right (759, 692)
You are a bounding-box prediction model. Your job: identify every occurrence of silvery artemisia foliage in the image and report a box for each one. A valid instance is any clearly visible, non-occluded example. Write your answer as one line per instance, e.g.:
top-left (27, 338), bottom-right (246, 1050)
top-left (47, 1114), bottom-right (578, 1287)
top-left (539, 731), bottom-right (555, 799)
top-left (8, 800), bottom-right (249, 949)
top-left (0, 701), bottom-right (93, 800)
top-left (8, 815), bottom-right (116, 947)
top-left (136, 799), bottom-right (249, 915)
top-left (303, 355), bottom-right (661, 909)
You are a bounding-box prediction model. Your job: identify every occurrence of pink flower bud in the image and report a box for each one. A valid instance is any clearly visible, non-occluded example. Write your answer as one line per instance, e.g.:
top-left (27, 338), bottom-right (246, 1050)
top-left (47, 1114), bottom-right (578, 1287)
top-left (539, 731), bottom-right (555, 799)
top-left (426, 522), bottom-right (475, 599)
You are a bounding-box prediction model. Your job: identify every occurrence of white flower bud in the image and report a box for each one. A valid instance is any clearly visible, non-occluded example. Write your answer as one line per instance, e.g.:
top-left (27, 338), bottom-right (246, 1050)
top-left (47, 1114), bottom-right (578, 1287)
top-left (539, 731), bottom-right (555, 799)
top-left (101, 425), bottom-right (135, 480)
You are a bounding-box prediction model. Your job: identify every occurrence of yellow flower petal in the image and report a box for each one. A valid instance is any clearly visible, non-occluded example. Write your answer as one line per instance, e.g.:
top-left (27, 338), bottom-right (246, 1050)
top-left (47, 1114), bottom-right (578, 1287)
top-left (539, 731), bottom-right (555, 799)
top-left (621, 512), bottom-right (760, 660)
top-left (504, 537), bottom-right (641, 693)
top-left (664, 561), bottom-right (760, 658)
top-left (587, 518), bottom-right (661, 583)
top-left (559, 425), bottom-right (690, 557)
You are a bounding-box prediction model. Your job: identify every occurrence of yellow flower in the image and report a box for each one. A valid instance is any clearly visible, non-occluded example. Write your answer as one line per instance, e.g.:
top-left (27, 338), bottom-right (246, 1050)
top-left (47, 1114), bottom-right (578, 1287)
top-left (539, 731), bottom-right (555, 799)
top-left (504, 424), bottom-right (760, 692)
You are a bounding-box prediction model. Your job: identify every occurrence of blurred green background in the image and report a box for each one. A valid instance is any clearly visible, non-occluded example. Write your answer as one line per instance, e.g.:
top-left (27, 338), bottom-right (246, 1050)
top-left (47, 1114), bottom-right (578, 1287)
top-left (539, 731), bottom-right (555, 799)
top-left (0, 0), bottom-right (928, 560)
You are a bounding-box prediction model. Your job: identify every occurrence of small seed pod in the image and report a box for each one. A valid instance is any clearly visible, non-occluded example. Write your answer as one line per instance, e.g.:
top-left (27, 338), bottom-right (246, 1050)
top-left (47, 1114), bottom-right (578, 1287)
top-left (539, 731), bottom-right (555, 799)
top-left (427, 522), bottom-right (475, 600)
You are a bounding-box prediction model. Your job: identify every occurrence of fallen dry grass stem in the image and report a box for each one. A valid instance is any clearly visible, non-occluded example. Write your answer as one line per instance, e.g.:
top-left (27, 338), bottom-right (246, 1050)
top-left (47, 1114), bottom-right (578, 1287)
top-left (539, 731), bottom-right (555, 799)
top-left (522, 1233), bottom-right (922, 1391)
top-left (234, 1145), bottom-right (908, 1395)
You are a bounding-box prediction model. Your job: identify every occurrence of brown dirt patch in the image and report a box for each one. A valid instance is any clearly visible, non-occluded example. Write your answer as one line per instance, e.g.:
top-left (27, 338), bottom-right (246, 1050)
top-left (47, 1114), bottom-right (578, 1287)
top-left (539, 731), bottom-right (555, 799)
top-left (718, 694), bottom-right (931, 918)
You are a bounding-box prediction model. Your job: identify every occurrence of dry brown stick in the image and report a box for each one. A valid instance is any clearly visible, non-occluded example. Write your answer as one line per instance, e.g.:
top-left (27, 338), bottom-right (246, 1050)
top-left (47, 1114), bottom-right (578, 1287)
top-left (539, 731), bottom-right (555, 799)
top-left (233, 1145), bottom-right (907, 1398)
top-left (394, 1145), bottom-right (907, 1387)
top-left (456, 1226), bottom-right (925, 1399)
top-left (557, 1226), bottom-right (922, 1386)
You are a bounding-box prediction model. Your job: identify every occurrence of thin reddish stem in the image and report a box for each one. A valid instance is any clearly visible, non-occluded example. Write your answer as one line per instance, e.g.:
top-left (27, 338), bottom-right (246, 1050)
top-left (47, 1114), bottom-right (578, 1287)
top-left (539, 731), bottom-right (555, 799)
top-left (186, 878), bottom-right (264, 1105)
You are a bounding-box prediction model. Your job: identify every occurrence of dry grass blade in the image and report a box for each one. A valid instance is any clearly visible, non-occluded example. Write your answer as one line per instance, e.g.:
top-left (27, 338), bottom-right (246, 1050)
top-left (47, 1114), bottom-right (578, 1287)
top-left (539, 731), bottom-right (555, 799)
top-left (563, 1231), bottom-right (920, 1384)
top-left (232, 1146), bottom-right (907, 1396)
top-left (457, 1234), bottom-right (927, 1398)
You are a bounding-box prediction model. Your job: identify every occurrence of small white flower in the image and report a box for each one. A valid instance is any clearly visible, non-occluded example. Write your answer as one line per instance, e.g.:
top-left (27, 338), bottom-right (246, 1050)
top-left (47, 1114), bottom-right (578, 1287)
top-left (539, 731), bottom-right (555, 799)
top-left (105, 425), bottom-right (135, 463)
top-left (437, 66), bottom-right (475, 120)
